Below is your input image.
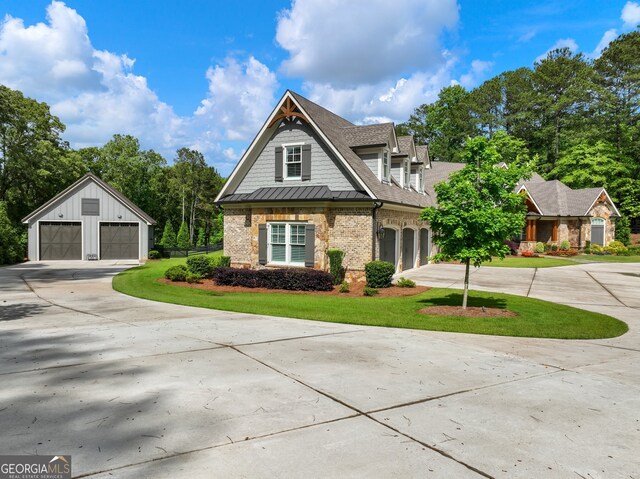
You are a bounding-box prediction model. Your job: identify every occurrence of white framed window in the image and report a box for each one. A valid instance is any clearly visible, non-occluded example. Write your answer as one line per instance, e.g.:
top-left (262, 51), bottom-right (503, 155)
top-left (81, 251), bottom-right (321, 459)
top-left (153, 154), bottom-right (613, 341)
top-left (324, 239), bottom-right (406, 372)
top-left (382, 149), bottom-right (390, 182)
top-left (404, 159), bottom-right (411, 188)
top-left (283, 144), bottom-right (303, 179)
top-left (417, 166), bottom-right (424, 192)
top-left (268, 222), bottom-right (306, 265)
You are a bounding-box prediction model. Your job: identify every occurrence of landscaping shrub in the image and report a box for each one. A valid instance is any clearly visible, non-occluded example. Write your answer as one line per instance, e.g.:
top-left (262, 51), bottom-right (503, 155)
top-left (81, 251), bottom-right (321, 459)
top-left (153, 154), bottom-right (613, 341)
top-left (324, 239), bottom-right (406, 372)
top-left (545, 249), bottom-right (579, 256)
top-left (583, 240), bottom-right (591, 254)
top-left (211, 255), bottom-right (231, 268)
top-left (148, 250), bottom-right (161, 260)
top-left (363, 287), bottom-right (379, 296)
top-left (213, 267), bottom-right (333, 291)
top-left (560, 240), bottom-right (571, 250)
top-left (164, 265), bottom-right (188, 282)
top-left (628, 244), bottom-right (640, 254)
top-left (326, 249), bottom-right (346, 284)
top-left (185, 272), bottom-right (203, 284)
top-left (605, 241), bottom-right (627, 255)
top-left (186, 255), bottom-right (213, 277)
top-left (339, 281), bottom-right (350, 293)
top-left (364, 261), bottom-right (395, 288)
top-left (535, 242), bottom-right (545, 253)
top-left (396, 277), bottom-right (416, 288)
top-left (591, 244), bottom-right (604, 253)
top-left (550, 244), bottom-right (558, 251)
top-left (521, 251), bottom-right (535, 257)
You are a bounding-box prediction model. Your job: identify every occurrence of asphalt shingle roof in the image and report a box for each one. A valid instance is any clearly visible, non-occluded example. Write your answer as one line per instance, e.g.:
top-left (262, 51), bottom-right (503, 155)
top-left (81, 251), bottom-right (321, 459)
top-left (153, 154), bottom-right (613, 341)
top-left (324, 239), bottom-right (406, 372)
top-left (291, 91), bottom-right (432, 208)
top-left (521, 180), bottom-right (606, 216)
top-left (342, 123), bottom-right (394, 148)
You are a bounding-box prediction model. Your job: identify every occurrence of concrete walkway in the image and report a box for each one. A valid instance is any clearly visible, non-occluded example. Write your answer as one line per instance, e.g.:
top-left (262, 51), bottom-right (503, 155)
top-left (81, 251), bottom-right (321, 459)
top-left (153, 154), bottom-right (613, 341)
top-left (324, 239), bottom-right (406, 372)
top-left (0, 261), bottom-right (639, 478)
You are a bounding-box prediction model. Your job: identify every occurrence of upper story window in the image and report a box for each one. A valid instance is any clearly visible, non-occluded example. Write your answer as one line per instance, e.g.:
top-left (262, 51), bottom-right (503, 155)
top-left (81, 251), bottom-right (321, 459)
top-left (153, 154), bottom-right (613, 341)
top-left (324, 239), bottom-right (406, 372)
top-left (284, 144), bottom-right (302, 179)
top-left (417, 166), bottom-right (424, 193)
top-left (382, 150), bottom-right (390, 182)
top-left (404, 159), bottom-right (411, 189)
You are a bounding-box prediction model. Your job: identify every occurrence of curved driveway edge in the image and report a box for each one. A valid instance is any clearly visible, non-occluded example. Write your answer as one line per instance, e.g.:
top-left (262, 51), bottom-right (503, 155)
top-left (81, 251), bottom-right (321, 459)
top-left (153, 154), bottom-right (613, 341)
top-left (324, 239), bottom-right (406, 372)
top-left (1, 261), bottom-right (639, 478)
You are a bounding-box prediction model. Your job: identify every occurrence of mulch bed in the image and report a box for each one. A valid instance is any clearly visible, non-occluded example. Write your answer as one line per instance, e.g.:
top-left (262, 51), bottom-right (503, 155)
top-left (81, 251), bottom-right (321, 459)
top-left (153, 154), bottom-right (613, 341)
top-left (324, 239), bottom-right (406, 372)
top-left (418, 306), bottom-right (518, 317)
top-left (159, 278), bottom-right (429, 297)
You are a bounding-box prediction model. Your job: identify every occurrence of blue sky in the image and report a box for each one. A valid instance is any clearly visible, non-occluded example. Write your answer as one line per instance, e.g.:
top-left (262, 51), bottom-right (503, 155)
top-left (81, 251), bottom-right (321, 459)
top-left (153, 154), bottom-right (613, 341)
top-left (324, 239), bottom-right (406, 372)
top-left (1, 0), bottom-right (639, 175)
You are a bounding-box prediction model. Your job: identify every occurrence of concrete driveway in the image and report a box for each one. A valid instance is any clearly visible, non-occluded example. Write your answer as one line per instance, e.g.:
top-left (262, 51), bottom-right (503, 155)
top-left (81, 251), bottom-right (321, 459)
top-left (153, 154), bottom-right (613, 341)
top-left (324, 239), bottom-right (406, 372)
top-left (0, 261), bottom-right (639, 478)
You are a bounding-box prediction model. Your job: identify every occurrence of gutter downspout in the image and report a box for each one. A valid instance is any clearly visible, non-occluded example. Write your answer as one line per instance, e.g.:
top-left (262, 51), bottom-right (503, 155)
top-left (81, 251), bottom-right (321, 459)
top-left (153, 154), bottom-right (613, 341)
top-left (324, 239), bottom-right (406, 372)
top-left (372, 201), bottom-right (384, 261)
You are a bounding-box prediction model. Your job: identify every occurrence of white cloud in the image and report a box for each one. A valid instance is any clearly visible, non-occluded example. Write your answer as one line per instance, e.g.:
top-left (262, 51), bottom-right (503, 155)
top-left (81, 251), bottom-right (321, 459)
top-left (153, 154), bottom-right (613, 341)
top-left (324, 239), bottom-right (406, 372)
top-left (589, 28), bottom-right (619, 59)
top-left (194, 56), bottom-right (278, 142)
top-left (535, 38), bottom-right (579, 62)
top-left (0, 1), bottom-right (279, 174)
top-left (622, 1), bottom-right (640, 28)
top-left (459, 59), bottom-right (494, 88)
top-left (276, 0), bottom-right (458, 87)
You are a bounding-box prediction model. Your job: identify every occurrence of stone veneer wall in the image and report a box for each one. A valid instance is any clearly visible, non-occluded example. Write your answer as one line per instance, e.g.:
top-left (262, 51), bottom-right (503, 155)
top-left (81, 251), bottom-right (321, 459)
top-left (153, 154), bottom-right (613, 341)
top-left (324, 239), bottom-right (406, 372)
top-left (223, 206), bottom-right (373, 277)
top-left (376, 208), bottom-right (429, 272)
top-left (589, 202), bottom-right (616, 245)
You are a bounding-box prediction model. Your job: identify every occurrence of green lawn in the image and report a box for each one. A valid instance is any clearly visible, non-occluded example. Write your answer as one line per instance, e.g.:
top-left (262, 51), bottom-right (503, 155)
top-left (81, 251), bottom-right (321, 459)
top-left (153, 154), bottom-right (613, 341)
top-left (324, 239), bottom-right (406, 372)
top-left (112, 254), bottom-right (627, 339)
top-left (577, 254), bottom-right (640, 263)
top-left (480, 256), bottom-right (577, 268)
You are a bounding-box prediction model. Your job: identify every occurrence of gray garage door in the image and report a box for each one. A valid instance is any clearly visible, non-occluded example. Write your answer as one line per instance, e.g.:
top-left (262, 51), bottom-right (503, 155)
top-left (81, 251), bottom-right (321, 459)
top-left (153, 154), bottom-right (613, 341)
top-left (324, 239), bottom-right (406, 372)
top-left (591, 218), bottom-right (605, 246)
top-left (419, 228), bottom-right (430, 266)
top-left (402, 228), bottom-right (415, 271)
top-left (380, 228), bottom-right (397, 266)
top-left (100, 223), bottom-right (139, 260)
top-left (40, 222), bottom-right (82, 260)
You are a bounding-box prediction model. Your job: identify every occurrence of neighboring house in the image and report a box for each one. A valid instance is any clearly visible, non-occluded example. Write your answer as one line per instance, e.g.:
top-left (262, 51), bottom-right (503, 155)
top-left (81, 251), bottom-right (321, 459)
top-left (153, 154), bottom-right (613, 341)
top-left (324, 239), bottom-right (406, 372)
top-left (22, 173), bottom-right (156, 261)
top-left (215, 90), bottom-right (435, 279)
top-left (426, 161), bottom-right (620, 250)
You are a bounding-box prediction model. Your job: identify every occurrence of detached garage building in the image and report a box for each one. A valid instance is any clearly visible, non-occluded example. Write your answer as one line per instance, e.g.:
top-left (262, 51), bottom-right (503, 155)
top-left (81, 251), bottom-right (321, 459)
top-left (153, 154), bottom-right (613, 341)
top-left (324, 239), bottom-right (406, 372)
top-left (22, 173), bottom-right (156, 261)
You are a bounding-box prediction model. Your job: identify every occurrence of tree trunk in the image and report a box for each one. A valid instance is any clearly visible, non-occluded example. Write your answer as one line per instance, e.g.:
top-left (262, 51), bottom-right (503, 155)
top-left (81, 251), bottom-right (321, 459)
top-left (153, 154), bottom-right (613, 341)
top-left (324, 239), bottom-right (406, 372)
top-left (462, 259), bottom-right (470, 309)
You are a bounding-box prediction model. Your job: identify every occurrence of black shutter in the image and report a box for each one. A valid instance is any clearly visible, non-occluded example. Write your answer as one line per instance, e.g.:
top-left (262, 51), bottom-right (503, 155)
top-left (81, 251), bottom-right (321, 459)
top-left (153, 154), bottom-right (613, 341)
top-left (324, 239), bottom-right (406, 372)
top-left (304, 224), bottom-right (315, 267)
top-left (275, 146), bottom-right (283, 182)
top-left (258, 224), bottom-right (267, 265)
top-left (301, 144), bottom-right (311, 181)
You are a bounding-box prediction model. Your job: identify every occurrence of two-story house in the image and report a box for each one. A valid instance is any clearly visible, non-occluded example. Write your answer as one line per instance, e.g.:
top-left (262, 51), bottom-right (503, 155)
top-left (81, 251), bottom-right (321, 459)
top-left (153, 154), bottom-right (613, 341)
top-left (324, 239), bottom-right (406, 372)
top-left (215, 90), bottom-right (434, 279)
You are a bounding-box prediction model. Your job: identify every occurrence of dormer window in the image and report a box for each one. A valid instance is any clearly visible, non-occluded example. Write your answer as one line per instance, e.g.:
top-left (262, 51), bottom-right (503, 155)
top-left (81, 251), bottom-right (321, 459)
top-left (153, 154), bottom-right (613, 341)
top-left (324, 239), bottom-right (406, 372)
top-left (382, 150), bottom-right (390, 182)
top-left (417, 166), bottom-right (424, 193)
top-left (284, 144), bottom-right (303, 179)
top-left (404, 159), bottom-right (410, 189)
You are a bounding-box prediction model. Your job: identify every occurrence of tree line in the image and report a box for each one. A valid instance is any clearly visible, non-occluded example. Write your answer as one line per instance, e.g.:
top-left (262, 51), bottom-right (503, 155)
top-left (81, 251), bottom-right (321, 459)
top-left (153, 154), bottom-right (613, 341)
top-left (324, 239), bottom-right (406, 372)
top-left (0, 84), bottom-right (225, 263)
top-left (398, 30), bottom-right (639, 242)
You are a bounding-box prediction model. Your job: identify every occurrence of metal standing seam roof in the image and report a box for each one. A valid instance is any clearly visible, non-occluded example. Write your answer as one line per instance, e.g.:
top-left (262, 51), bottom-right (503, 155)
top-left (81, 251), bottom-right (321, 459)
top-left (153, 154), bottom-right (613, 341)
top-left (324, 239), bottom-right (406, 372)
top-left (289, 91), bottom-right (433, 209)
top-left (220, 186), bottom-right (371, 203)
top-left (21, 173), bottom-right (157, 225)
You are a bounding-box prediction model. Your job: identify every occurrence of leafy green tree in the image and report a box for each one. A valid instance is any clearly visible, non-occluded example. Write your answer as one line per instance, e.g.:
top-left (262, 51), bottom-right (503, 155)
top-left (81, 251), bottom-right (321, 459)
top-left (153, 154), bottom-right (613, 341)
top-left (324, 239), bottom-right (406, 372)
top-left (398, 85), bottom-right (474, 162)
top-left (421, 137), bottom-right (532, 308)
top-left (0, 201), bottom-right (24, 264)
top-left (468, 76), bottom-right (504, 136)
top-left (176, 221), bottom-right (191, 249)
top-left (210, 209), bottom-right (224, 244)
top-left (160, 220), bottom-right (176, 248)
top-left (196, 227), bottom-right (206, 246)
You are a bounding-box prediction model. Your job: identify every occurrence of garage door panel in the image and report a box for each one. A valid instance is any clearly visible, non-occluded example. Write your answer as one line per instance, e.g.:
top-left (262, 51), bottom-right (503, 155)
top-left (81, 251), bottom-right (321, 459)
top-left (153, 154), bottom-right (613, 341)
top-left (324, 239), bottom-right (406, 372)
top-left (40, 222), bottom-right (82, 260)
top-left (100, 223), bottom-right (139, 260)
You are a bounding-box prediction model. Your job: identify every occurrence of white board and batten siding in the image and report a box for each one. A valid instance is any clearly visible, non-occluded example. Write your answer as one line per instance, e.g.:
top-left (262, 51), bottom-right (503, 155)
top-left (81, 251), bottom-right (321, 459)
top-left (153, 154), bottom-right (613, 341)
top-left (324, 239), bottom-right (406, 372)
top-left (26, 180), bottom-right (151, 261)
top-left (233, 122), bottom-right (360, 194)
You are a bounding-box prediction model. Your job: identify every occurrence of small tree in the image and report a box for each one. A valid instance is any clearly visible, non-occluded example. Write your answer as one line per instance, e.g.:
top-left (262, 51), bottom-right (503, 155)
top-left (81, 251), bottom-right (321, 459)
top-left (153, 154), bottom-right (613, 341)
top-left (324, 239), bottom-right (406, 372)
top-left (196, 227), bottom-right (206, 247)
top-left (0, 201), bottom-right (24, 264)
top-left (176, 221), bottom-right (191, 249)
top-left (421, 136), bottom-right (531, 308)
top-left (160, 220), bottom-right (176, 248)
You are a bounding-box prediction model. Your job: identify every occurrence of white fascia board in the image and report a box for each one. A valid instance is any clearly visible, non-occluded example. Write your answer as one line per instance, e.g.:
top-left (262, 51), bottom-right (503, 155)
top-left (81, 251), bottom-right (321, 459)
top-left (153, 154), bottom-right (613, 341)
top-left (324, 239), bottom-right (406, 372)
top-left (518, 185), bottom-right (544, 215)
top-left (584, 188), bottom-right (621, 217)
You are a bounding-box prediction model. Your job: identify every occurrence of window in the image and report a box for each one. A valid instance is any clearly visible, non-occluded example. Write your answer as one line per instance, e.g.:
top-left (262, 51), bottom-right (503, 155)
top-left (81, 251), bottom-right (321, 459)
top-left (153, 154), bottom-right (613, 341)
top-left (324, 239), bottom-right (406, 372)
top-left (81, 198), bottom-right (99, 216)
top-left (269, 222), bottom-right (306, 265)
top-left (382, 150), bottom-right (390, 181)
top-left (284, 145), bottom-right (302, 179)
top-left (417, 166), bottom-right (424, 192)
top-left (404, 159), bottom-right (410, 188)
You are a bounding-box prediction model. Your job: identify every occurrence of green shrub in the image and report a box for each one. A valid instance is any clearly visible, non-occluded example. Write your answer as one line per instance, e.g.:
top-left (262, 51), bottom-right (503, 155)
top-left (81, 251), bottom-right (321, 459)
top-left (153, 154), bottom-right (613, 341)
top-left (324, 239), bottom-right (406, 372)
top-left (365, 261), bottom-right (395, 288)
top-left (560, 240), bottom-right (571, 250)
top-left (543, 243), bottom-right (552, 252)
top-left (550, 244), bottom-right (558, 251)
top-left (615, 216), bottom-right (631, 245)
top-left (605, 240), bottom-right (627, 255)
top-left (185, 272), bottom-right (203, 284)
top-left (363, 287), bottom-right (379, 296)
top-left (164, 265), bottom-right (188, 282)
top-left (535, 242), bottom-right (545, 253)
top-left (148, 250), bottom-right (161, 260)
top-left (187, 255), bottom-right (213, 277)
top-left (628, 244), bottom-right (640, 254)
top-left (396, 277), bottom-right (416, 288)
top-left (211, 255), bottom-right (231, 268)
top-left (0, 201), bottom-right (24, 265)
top-left (326, 249), bottom-right (346, 285)
top-left (338, 281), bottom-right (350, 293)
top-left (591, 244), bottom-right (603, 253)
